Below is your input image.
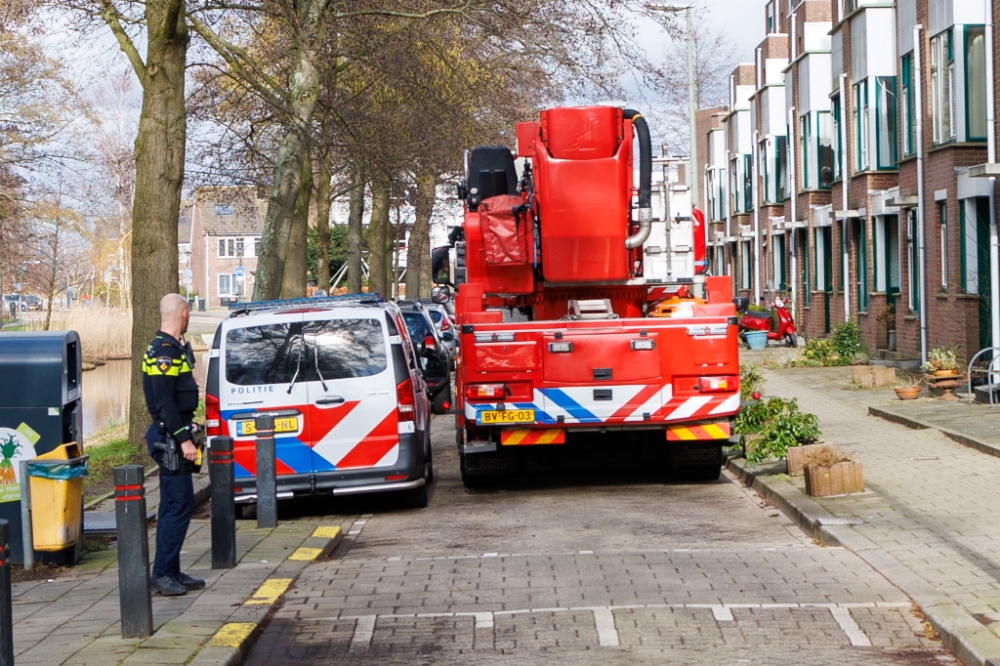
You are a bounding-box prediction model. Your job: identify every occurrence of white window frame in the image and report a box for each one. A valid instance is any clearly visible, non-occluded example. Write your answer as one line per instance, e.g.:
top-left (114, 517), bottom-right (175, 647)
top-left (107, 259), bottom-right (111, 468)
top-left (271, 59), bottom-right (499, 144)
top-left (218, 238), bottom-right (237, 258)
top-left (218, 273), bottom-right (233, 297)
top-left (931, 30), bottom-right (956, 145)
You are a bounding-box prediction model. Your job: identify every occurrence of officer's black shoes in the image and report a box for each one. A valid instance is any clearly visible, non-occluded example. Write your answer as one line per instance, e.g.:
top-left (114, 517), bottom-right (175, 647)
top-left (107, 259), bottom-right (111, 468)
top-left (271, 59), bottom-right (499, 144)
top-left (151, 575), bottom-right (188, 596)
top-left (174, 572), bottom-right (206, 591)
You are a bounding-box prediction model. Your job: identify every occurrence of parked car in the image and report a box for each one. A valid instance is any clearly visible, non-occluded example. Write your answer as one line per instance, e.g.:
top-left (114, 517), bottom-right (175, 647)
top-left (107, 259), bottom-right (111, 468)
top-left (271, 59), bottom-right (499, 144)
top-left (399, 300), bottom-right (457, 365)
top-left (205, 297), bottom-right (434, 511)
top-left (19, 295), bottom-right (42, 311)
top-left (398, 304), bottom-right (453, 414)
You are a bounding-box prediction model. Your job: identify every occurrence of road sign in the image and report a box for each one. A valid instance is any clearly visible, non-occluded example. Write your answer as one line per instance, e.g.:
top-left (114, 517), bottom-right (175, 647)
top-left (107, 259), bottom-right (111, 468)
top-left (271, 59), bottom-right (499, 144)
top-left (182, 268), bottom-right (193, 280)
top-left (234, 266), bottom-right (245, 278)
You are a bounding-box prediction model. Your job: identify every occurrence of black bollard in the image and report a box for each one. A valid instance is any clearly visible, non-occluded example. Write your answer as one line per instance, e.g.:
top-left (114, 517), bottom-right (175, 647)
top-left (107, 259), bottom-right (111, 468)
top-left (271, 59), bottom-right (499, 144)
top-left (210, 436), bottom-right (236, 569)
top-left (254, 415), bottom-right (278, 529)
top-left (114, 465), bottom-right (153, 638)
top-left (0, 520), bottom-right (13, 666)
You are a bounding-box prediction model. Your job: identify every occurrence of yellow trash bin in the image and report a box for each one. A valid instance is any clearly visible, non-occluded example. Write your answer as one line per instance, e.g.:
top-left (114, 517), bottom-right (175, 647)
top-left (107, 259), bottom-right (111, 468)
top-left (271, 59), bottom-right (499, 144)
top-left (28, 443), bottom-right (88, 552)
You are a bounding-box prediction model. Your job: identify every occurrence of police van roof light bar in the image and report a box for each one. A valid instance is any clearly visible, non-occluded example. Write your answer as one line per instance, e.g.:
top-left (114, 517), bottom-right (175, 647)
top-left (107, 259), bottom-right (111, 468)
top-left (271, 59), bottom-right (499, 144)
top-left (227, 293), bottom-right (383, 315)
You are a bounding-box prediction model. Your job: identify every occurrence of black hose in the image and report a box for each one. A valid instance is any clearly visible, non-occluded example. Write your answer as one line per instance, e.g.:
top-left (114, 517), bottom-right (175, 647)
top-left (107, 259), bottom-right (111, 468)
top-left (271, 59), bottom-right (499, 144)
top-left (622, 109), bottom-right (651, 209)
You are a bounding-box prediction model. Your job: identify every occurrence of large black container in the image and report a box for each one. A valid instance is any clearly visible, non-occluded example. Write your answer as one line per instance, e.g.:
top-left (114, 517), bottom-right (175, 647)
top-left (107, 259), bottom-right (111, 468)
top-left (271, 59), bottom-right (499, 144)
top-left (0, 331), bottom-right (84, 564)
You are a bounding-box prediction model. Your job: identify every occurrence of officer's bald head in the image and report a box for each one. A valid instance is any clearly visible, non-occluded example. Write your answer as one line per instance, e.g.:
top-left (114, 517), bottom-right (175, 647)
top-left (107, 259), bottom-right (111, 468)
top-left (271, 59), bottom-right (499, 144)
top-left (160, 293), bottom-right (190, 336)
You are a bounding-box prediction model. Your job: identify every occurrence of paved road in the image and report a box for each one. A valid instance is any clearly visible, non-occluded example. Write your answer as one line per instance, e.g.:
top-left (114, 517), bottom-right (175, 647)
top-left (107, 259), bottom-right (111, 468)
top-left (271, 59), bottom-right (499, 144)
top-left (245, 416), bottom-right (954, 665)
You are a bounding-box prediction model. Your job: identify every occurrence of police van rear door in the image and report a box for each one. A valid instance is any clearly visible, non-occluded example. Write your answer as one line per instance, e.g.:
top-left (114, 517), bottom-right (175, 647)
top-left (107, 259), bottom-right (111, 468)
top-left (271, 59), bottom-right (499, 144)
top-left (220, 311), bottom-right (314, 481)
top-left (302, 310), bottom-right (400, 471)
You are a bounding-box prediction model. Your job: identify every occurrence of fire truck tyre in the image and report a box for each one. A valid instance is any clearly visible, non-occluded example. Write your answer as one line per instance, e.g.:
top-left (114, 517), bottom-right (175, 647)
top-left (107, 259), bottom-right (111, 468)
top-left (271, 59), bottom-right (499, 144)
top-left (687, 464), bottom-right (722, 482)
top-left (785, 333), bottom-right (797, 348)
top-left (460, 450), bottom-right (487, 489)
top-left (432, 387), bottom-right (452, 415)
top-left (406, 482), bottom-right (429, 509)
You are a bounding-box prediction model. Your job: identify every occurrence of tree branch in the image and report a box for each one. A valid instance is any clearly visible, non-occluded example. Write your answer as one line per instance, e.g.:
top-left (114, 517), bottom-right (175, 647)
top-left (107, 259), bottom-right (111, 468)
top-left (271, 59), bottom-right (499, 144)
top-left (99, 0), bottom-right (147, 86)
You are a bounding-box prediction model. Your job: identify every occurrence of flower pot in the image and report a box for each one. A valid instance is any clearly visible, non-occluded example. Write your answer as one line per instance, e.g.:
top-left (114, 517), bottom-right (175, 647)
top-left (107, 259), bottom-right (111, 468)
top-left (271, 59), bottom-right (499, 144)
top-left (887, 331), bottom-right (897, 351)
top-left (744, 331), bottom-right (768, 350)
top-left (805, 460), bottom-right (864, 497)
top-left (786, 443), bottom-right (834, 477)
top-left (934, 369), bottom-right (958, 377)
top-left (894, 386), bottom-right (921, 400)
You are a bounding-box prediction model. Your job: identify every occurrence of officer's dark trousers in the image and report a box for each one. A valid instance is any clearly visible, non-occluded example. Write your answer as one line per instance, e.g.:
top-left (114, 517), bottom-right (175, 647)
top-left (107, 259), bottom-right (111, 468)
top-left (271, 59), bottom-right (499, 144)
top-left (153, 470), bottom-right (194, 578)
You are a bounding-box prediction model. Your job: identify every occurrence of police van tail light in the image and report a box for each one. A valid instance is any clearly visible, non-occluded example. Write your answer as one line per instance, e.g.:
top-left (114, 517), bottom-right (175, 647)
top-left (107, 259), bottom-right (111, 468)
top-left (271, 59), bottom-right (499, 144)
top-left (397, 377), bottom-right (416, 422)
top-left (205, 394), bottom-right (221, 436)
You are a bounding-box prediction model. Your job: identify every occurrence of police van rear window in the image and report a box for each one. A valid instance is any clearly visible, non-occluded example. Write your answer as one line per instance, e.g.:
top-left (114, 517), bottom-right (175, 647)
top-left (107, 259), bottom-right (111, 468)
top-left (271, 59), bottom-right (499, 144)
top-left (226, 319), bottom-right (387, 385)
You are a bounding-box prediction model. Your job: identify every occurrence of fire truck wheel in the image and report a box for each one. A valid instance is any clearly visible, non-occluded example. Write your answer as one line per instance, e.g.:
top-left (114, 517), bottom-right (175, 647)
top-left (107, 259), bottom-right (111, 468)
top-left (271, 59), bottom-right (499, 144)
top-left (785, 333), bottom-right (797, 348)
top-left (686, 464), bottom-right (722, 481)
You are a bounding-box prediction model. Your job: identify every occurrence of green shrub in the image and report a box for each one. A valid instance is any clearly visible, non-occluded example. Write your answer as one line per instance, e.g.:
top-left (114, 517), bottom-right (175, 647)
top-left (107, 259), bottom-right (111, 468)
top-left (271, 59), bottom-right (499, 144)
top-left (831, 321), bottom-right (861, 362)
top-left (738, 397), bottom-right (822, 466)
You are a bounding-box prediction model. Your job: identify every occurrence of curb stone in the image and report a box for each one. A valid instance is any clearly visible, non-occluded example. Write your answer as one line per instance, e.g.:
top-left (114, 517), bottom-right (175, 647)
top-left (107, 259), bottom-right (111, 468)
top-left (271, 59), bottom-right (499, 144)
top-left (868, 405), bottom-right (1000, 459)
top-left (189, 526), bottom-right (343, 666)
top-left (727, 456), bottom-right (1000, 666)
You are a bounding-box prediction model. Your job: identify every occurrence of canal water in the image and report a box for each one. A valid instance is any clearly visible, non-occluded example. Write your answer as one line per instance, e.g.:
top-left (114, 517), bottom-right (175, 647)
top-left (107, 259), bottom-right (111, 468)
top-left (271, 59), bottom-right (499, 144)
top-left (82, 353), bottom-right (209, 439)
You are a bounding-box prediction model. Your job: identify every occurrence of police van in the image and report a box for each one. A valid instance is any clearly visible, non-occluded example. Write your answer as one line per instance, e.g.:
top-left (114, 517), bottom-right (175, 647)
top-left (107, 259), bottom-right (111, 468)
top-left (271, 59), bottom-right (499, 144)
top-left (205, 296), bottom-right (433, 510)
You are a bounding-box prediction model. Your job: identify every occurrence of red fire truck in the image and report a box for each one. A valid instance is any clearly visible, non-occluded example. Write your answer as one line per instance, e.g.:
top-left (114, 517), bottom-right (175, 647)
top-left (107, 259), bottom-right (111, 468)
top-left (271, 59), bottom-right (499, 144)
top-left (453, 106), bottom-right (740, 486)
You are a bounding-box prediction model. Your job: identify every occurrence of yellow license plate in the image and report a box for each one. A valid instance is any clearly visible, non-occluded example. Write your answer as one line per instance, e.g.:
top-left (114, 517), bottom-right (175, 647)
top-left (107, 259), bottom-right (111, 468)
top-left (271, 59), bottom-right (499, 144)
top-left (238, 417), bottom-right (298, 437)
top-left (478, 409), bottom-right (535, 425)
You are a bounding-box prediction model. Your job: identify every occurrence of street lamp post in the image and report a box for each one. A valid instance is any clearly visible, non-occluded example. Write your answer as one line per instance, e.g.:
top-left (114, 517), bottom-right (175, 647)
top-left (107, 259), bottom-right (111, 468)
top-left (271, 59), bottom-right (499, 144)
top-left (646, 4), bottom-right (697, 211)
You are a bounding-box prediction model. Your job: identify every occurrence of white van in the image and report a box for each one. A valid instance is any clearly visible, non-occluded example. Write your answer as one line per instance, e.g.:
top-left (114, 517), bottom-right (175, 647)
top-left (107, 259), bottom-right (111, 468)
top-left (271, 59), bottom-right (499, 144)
top-left (205, 298), bottom-right (433, 509)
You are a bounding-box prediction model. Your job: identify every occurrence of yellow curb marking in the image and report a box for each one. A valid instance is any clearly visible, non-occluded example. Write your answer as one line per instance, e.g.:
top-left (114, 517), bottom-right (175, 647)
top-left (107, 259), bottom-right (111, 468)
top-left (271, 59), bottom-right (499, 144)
top-left (289, 546), bottom-right (323, 561)
top-left (207, 622), bottom-right (257, 648)
top-left (312, 526), bottom-right (342, 539)
top-left (245, 578), bottom-right (293, 605)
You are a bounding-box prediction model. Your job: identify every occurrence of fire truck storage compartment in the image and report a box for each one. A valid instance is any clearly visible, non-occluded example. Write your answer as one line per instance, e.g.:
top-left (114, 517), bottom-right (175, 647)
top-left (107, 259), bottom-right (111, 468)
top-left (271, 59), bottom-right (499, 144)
top-left (542, 331), bottom-right (661, 384)
top-left (480, 195), bottom-right (531, 266)
top-left (533, 107), bottom-right (633, 283)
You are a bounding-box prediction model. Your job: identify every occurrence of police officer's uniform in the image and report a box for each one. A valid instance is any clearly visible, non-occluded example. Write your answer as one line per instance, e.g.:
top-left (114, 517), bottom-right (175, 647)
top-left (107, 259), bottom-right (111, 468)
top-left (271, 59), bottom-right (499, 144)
top-left (142, 331), bottom-right (203, 595)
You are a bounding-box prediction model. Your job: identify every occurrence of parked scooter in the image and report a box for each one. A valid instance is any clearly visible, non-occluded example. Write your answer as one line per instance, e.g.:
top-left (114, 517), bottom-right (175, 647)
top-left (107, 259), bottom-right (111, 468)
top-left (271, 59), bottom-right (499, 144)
top-left (734, 296), bottom-right (797, 347)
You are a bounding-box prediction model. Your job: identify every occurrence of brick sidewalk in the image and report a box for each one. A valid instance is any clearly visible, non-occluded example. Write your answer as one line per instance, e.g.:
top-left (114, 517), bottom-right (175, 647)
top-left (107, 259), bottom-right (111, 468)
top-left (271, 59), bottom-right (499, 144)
top-left (13, 476), bottom-right (349, 666)
top-left (734, 366), bottom-right (1000, 666)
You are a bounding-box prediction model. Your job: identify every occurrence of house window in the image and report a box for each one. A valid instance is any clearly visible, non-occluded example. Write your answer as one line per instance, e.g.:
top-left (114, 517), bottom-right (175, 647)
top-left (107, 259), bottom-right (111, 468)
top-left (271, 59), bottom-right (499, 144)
top-left (832, 94), bottom-right (842, 181)
top-left (876, 77), bottom-right (898, 169)
top-left (218, 274), bottom-right (233, 297)
top-left (741, 241), bottom-right (752, 289)
top-left (254, 237), bottom-right (262, 258)
top-left (802, 231), bottom-right (811, 306)
top-left (817, 112), bottom-right (833, 188)
top-left (908, 210), bottom-right (920, 312)
top-left (961, 198), bottom-right (991, 295)
top-left (772, 233), bottom-right (786, 290)
top-left (815, 227), bottom-right (829, 291)
top-left (939, 202), bottom-right (948, 291)
top-left (236, 238), bottom-right (245, 257)
top-left (743, 155), bottom-right (753, 211)
top-left (855, 219), bottom-right (868, 312)
top-left (775, 136), bottom-right (788, 202)
top-left (931, 30), bottom-right (955, 145)
top-left (218, 238), bottom-right (238, 258)
top-left (855, 80), bottom-right (870, 171)
top-left (965, 26), bottom-right (987, 141)
top-left (215, 204), bottom-right (233, 216)
top-left (901, 54), bottom-right (915, 156)
top-left (800, 115), bottom-right (811, 189)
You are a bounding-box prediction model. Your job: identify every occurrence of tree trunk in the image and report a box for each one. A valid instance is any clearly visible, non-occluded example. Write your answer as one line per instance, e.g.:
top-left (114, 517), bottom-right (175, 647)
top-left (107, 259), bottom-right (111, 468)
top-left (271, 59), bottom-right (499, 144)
top-left (280, 149), bottom-right (312, 299)
top-left (315, 147), bottom-right (332, 291)
top-left (252, 0), bottom-right (326, 301)
top-left (367, 177), bottom-right (390, 296)
top-left (347, 167), bottom-right (365, 293)
top-left (406, 170), bottom-right (436, 300)
top-left (110, 1), bottom-right (189, 451)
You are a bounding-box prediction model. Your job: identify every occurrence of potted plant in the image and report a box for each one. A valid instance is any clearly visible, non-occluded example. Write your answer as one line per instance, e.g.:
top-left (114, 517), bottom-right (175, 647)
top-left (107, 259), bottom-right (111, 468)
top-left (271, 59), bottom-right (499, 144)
top-left (875, 304), bottom-right (896, 351)
top-left (802, 447), bottom-right (864, 497)
top-left (894, 375), bottom-right (922, 400)
top-left (925, 345), bottom-right (960, 377)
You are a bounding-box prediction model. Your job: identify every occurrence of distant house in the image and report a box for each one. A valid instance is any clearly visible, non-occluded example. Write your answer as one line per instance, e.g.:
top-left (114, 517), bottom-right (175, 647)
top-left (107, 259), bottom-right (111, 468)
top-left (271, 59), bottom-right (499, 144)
top-left (184, 186), bottom-right (267, 307)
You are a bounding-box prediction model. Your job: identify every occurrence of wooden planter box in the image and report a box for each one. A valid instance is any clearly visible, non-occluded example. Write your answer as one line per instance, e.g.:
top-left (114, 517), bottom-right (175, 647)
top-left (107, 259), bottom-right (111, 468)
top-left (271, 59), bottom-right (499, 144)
top-left (785, 444), bottom-right (834, 477)
top-left (805, 460), bottom-right (865, 497)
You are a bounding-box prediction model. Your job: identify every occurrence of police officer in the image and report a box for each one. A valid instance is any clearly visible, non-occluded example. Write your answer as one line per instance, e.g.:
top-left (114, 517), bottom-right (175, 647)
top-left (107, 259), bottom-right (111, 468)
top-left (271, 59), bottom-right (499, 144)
top-left (143, 293), bottom-right (205, 596)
